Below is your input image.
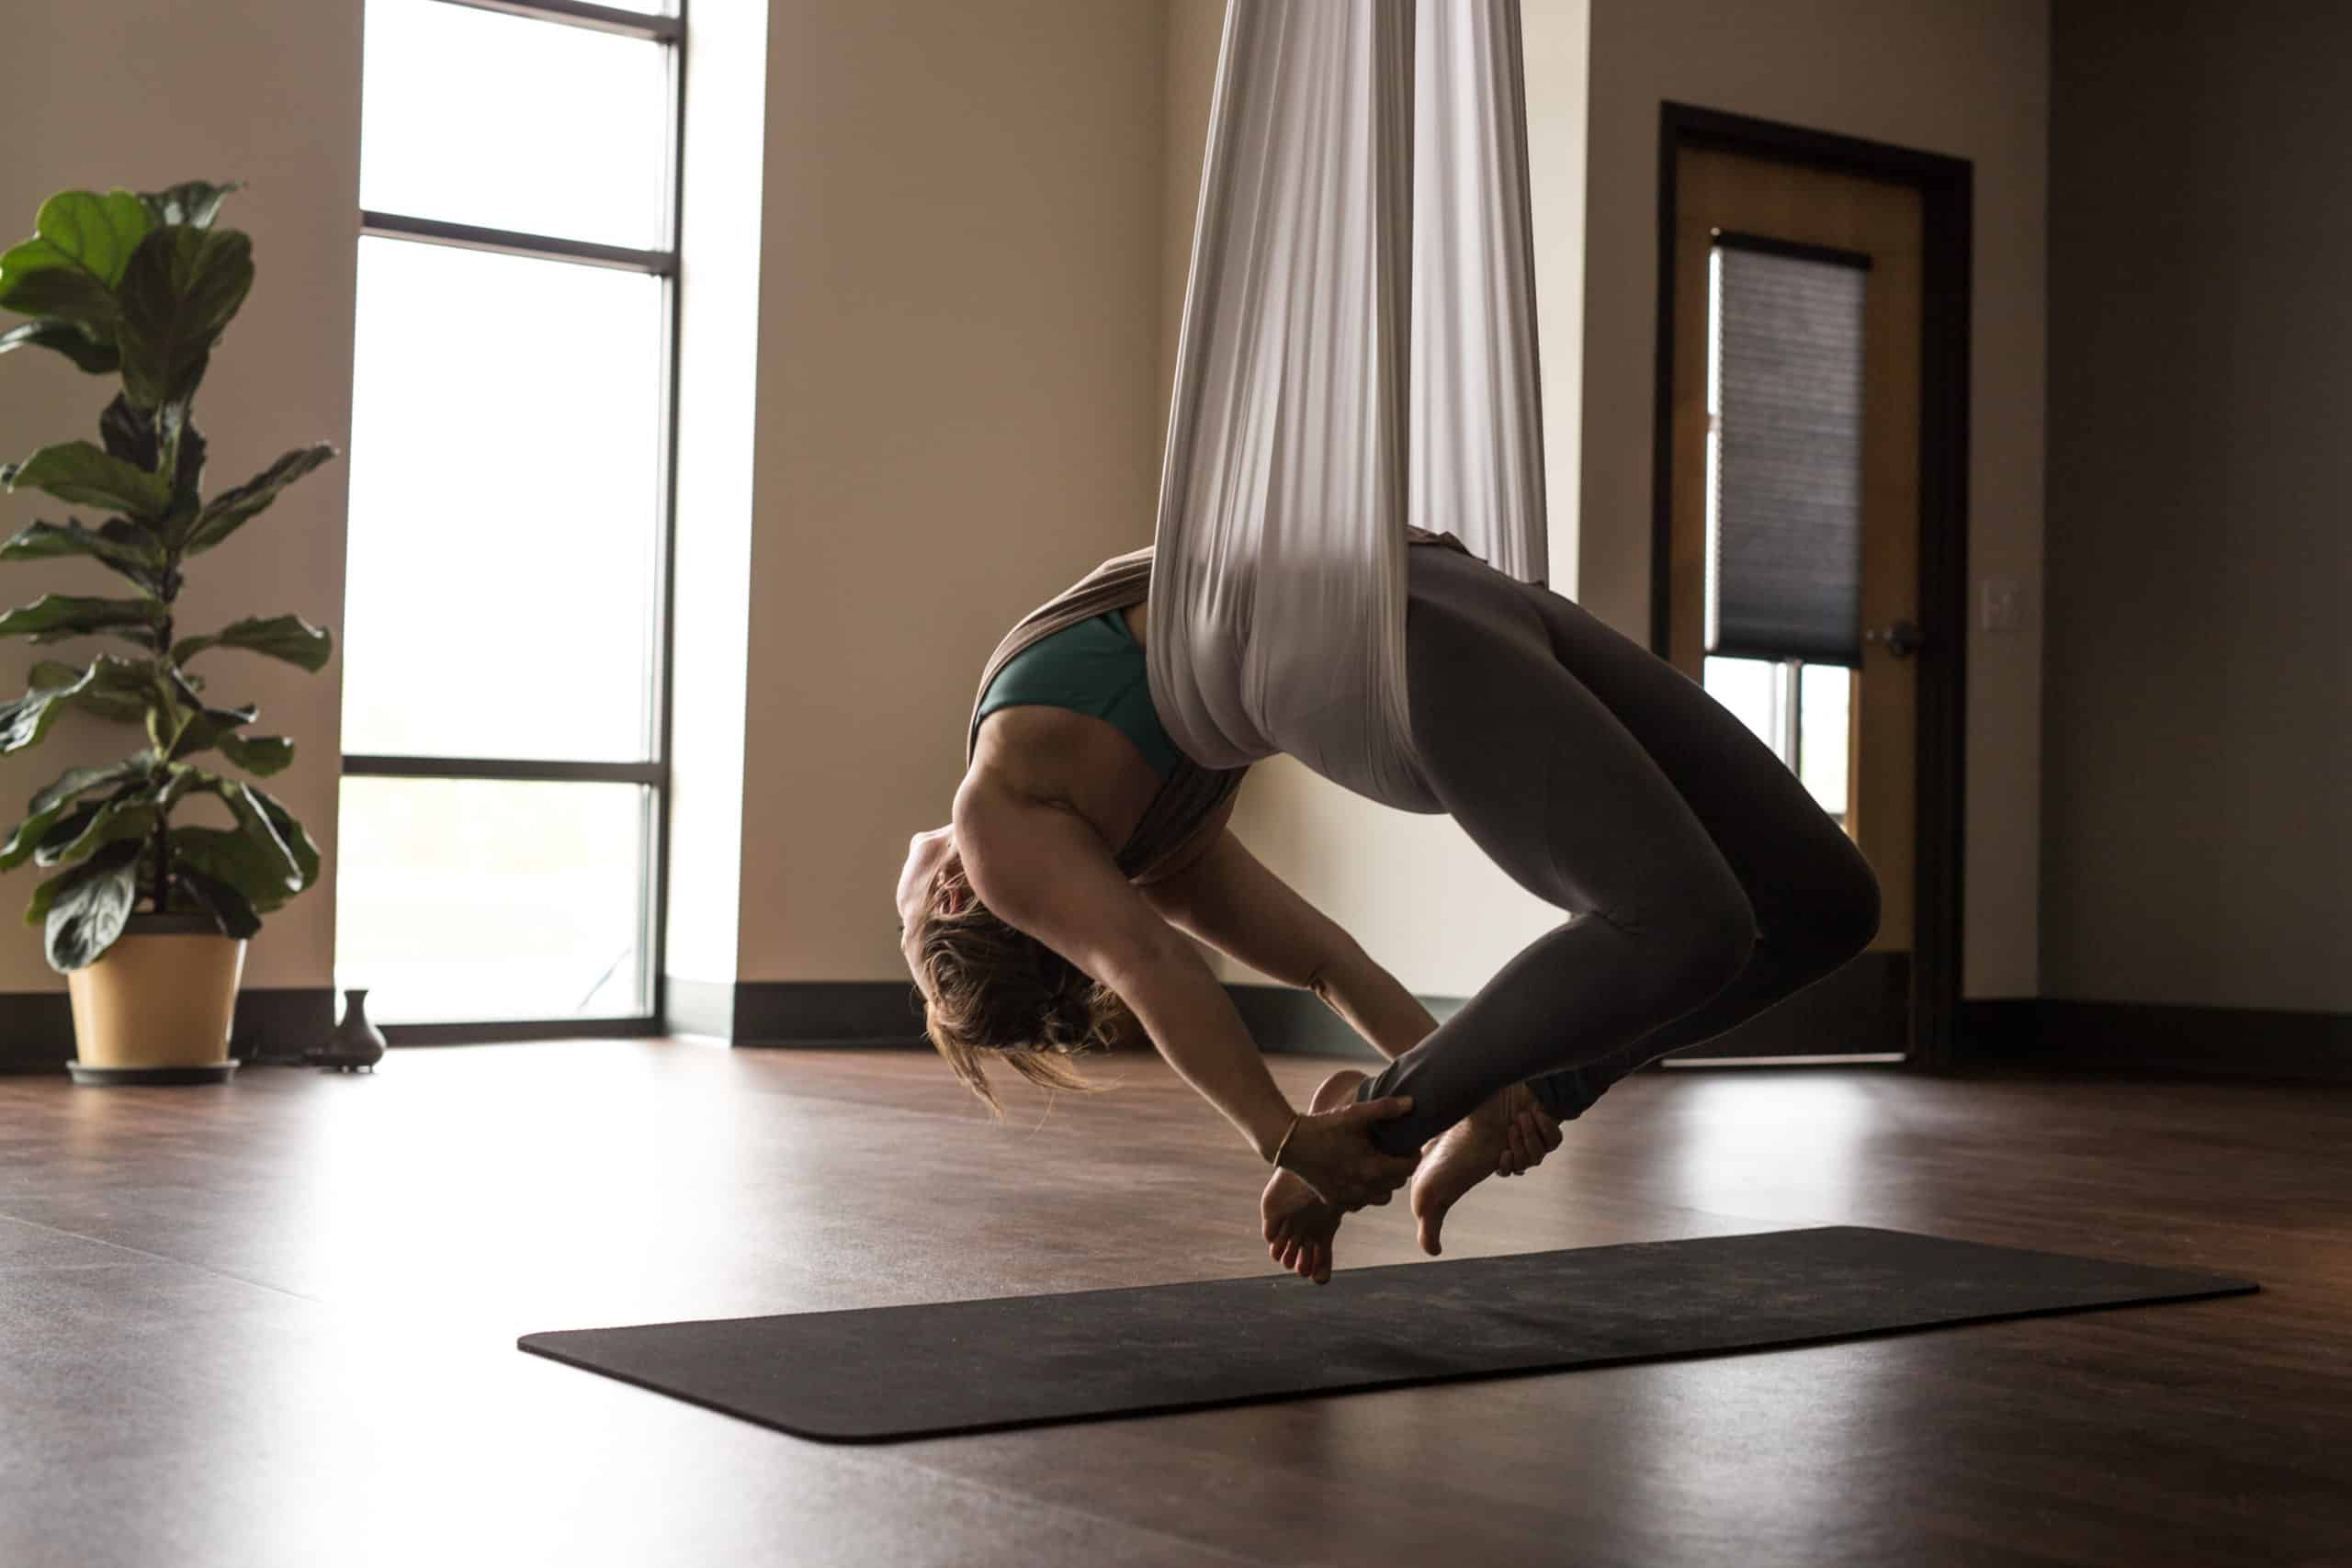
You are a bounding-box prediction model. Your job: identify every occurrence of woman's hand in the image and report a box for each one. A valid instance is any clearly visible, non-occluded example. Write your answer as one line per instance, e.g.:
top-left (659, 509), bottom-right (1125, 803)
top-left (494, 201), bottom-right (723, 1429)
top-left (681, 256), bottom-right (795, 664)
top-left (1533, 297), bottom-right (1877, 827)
top-left (1275, 1094), bottom-right (1421, 1211)
top-left (1497, 1085), bottom-right (1564, 1177)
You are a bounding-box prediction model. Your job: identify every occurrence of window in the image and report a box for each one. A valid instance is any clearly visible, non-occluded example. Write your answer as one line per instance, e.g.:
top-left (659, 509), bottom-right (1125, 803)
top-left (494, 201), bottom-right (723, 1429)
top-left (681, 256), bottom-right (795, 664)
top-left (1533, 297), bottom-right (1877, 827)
top-left (1702, 230), bottom-right (1869, 827)
top-left (340, 0), bottom-right (684, 1036)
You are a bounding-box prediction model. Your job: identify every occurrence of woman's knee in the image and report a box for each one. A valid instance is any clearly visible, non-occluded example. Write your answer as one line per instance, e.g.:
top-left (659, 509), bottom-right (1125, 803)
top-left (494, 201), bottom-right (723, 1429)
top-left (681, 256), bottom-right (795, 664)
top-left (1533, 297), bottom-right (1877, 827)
top-left (1799, 838), bottom-right (1883, 964)
top-left (1600, 875), bottom-right (1758, 1007)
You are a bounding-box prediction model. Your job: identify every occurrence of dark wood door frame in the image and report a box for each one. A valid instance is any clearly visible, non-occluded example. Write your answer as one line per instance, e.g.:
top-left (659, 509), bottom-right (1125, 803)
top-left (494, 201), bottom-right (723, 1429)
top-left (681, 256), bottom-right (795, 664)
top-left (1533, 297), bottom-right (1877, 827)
top-left (1652, 102), bottom-right (1973, 1072)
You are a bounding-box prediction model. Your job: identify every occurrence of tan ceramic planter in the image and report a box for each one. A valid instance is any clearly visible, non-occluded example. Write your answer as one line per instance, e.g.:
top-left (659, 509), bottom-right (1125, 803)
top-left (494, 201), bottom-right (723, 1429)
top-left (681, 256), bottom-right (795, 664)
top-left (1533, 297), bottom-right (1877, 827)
top-left (65, 914), bottom-right (245, 1070)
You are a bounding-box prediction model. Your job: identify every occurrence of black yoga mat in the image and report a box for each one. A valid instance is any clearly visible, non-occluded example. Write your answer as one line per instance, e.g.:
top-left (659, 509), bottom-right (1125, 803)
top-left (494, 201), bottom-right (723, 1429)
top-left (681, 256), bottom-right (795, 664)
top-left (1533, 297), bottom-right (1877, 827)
top-left (518, 1224), bottom-right (2256, 1443)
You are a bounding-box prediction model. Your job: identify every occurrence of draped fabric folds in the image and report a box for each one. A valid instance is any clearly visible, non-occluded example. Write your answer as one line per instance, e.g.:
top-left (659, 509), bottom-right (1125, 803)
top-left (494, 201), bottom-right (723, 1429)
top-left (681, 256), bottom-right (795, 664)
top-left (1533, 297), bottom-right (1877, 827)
top-left (1148, 0), bottom-right (1547, 814)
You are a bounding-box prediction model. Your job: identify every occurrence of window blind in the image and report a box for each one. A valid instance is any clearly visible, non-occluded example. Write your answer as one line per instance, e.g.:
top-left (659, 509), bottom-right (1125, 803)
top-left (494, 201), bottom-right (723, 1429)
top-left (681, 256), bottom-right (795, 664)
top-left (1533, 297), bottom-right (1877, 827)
top-left (1706, 233), bottom-right (1871, 668)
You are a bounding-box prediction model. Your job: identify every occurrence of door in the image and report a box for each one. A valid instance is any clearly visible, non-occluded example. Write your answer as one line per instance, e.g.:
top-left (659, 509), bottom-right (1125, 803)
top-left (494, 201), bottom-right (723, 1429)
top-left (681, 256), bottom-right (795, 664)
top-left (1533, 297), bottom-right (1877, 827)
top-left (1659, 143), bottom-right (1925, 1062)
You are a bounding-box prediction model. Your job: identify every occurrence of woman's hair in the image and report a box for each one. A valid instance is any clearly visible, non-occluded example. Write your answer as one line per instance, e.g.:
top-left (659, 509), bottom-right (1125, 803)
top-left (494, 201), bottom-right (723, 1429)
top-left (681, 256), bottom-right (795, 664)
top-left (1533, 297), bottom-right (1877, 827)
top-left (904, 860), bottom-right (1121, 1114)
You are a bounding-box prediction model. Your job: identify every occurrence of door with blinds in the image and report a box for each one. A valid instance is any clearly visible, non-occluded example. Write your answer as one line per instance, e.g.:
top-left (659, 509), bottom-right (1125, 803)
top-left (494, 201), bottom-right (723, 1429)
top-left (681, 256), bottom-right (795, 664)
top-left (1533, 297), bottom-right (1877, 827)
top-left (1659, 143), bottom-right (1925, 1062)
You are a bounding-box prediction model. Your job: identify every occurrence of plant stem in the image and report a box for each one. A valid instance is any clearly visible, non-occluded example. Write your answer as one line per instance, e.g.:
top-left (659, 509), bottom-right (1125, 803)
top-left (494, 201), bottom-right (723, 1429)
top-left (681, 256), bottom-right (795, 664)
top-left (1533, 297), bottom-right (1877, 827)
top-left (152, 596), bottom-right (176, 915)
top-left (151, 817), bottom-right (171, 914)
top-left (147, 401), bottom-right (186, 917)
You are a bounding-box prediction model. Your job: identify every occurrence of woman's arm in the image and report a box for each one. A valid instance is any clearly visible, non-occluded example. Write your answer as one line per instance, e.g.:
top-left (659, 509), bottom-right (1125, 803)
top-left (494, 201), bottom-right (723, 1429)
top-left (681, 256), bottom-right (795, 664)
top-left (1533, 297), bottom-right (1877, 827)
top-left (1143, 827), bottom-right (1564, 1178)
top-left (953, 777), bottom-right (1419, 1206)
top-left (1139, 829), bottom-right (1438, 1060)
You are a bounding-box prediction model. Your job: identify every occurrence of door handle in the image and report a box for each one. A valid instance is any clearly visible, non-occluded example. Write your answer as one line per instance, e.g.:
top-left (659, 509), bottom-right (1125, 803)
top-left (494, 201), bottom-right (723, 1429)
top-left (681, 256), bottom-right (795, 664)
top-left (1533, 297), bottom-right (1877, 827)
top-left (1865, 617), bottom-right (1924, 659)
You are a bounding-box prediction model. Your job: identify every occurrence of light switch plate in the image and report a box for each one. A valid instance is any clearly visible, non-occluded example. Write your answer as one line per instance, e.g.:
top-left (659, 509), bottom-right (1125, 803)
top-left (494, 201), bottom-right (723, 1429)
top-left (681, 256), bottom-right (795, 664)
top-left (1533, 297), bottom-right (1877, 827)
top-left (1979, 576), bottom-right (2022, 632)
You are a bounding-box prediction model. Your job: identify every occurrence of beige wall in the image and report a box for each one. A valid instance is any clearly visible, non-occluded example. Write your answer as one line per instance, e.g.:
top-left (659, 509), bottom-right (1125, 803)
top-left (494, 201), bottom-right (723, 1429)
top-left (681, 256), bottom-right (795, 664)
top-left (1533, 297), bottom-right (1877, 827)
top-left (732, 0), bottom-right (1170, 983)
top-left (0, 0), bottom-right (358, 998)
top-left (1161, 0), bottom-right (1223, 411)
top-left (1580, 0), bottom-right (2051, 999)
top-left (2041, 0), bottom-right (2350, 1012)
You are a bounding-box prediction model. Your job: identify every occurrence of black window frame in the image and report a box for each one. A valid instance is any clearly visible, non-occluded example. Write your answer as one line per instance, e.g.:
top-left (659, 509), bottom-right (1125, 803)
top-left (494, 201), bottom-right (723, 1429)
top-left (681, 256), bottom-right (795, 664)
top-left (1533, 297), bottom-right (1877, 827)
top-left (345, 0), bottom-right (686, 1045)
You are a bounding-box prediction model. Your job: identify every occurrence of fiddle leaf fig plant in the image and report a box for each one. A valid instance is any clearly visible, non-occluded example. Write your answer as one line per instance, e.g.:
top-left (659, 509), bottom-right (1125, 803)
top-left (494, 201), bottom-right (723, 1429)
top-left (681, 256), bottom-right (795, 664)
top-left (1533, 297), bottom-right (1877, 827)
top-left (0, 180), bottom-right (335, 971)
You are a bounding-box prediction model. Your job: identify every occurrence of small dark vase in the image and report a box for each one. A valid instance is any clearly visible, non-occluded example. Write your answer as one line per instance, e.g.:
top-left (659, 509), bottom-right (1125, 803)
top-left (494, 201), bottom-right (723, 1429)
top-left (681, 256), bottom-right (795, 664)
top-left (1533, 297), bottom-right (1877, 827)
top-left (310, 987), bottom-right (387, 1073)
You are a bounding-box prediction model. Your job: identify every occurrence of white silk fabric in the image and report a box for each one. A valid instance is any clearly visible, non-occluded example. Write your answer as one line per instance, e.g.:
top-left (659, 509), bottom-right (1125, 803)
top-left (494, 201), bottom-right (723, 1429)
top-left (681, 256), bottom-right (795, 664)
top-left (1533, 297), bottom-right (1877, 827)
top-left (1148, 0), bottom-right (1547, 812)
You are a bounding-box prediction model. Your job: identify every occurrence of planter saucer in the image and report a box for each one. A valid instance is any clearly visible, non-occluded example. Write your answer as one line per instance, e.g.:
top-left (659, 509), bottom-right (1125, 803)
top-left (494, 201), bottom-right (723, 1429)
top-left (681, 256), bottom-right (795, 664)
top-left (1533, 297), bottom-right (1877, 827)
top-left (66, 1060), bottom-right (240, 1087)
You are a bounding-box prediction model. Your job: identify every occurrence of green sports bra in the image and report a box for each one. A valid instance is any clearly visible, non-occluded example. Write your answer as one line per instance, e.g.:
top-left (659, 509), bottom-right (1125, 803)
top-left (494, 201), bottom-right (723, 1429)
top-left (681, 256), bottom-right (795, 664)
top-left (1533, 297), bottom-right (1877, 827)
top-left (973, 607), bottom-right (1182, 779)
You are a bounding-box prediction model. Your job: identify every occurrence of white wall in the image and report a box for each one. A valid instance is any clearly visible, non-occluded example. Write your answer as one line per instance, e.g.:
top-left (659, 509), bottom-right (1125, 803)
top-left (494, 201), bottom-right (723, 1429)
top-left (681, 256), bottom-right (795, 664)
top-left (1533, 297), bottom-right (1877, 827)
top-left (1578, 0), bottom-right (2051, 999)
top-left (0, 0), bottom-right (359, 998)
top-left (663, 0), bottom-right (770, 987)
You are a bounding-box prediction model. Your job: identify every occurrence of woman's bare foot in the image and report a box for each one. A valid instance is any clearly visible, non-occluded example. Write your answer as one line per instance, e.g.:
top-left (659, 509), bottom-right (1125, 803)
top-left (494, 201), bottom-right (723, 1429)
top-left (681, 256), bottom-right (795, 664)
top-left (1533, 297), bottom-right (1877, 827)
top-left (1408, 1093), bottom-right (1518, 1257)
top-left (1259, 1067), bottom-right (1366, 1285)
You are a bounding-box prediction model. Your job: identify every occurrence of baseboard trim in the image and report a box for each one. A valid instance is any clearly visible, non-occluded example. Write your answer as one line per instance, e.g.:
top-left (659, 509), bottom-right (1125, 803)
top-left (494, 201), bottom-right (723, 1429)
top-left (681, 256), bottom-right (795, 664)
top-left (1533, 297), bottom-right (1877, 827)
top-left (1664, 949), bottom-right (1911, 1061)
top-left (667, 978), bottom-right (1459, 1056)
top-left (15, 978), bottom-right (2316, 1086)
top-left (0, 986), bottom-right (335, 1075)
top-left (673, 980), bottom-right (931, 1047)
top-left (1223, 984), bottom-right (1471, 1056)
top-left (1224, 986), bottom-right (1374, 1057)
top-left (1962, 998), bottom-right (2351, 1083)
top-left (17, 982), bottom-right (2324, 1084)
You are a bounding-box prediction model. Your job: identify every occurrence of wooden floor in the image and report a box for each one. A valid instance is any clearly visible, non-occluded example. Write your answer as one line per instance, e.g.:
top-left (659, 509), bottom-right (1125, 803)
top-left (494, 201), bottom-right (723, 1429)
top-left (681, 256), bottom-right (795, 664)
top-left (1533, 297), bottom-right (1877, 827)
top-left (1, 1043), bottom-right (2346, 1568)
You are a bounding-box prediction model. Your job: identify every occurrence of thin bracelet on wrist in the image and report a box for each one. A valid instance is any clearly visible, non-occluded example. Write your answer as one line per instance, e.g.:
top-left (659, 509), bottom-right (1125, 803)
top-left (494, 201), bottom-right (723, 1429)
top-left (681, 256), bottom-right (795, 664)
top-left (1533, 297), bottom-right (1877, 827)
top-left (1270, 1111), bottom-right (1303, 1168)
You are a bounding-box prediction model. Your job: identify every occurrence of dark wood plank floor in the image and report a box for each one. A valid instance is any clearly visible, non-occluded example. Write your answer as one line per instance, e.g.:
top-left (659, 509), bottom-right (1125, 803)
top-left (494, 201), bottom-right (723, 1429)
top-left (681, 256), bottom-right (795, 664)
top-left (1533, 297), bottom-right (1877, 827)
top-left (2, 1042), bottom-right (2345, 1567)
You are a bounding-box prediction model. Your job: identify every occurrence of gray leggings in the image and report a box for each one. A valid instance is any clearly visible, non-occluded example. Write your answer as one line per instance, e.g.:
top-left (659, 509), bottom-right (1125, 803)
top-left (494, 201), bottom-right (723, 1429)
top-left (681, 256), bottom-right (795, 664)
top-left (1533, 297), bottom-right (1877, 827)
top-left (1347, 543), bottom-right (1883, 1155)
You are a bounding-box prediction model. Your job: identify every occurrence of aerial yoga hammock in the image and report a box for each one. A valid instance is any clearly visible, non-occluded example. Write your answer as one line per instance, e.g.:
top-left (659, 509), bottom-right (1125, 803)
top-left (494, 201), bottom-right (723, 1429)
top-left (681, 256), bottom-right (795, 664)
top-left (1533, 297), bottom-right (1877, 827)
top-left (1148, 0), bottom-right (1548, 813)
top-left (940, 0), bottom-right (1881, 1257)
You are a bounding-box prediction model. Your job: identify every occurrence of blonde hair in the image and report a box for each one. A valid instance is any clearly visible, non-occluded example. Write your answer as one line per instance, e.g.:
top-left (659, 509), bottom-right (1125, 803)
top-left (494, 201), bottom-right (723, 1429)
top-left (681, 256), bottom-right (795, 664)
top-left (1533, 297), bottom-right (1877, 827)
top-left (903, 862), bottom-right (1120, 1115)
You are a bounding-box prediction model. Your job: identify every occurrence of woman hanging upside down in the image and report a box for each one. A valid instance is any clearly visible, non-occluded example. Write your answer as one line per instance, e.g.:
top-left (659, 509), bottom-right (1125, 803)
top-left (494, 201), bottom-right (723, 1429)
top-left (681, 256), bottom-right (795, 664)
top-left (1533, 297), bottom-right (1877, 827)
top-left (895, 530), bottom-right (1881, 1284)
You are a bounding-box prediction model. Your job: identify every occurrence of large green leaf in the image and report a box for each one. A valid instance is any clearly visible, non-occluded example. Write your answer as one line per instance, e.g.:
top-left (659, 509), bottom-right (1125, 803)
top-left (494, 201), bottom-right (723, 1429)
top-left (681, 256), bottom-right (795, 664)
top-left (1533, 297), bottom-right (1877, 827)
top-left (172, 614), bottom-right (332, 672)
top-left (170, 418), bottom-right (207, 500)
top-left (0, 262), bottom-right (117, 334)
top-left (171, 863), bottom-right (262, 939)
top-left (182, 444), bottom-right (336, 557)
top-left (137, 181), bottom-right (245, 231)
top-left (0, 679), bottom-right (81, 752)
top-left (227, 778), bottom-right (318, 892)
top-left (13, 189), bottom-right (151, 287)
top-left (0, 758), bottom-right (152, 872)
top-left (27, 657), bottom-right (153, 726)
top-left (0, 592), bottom-right (167, 650)
top-left (39, 840), bottom-right (142, 971)
top-left (0, 517), bottom-right (167, 592)
top-left (216, 731), bottom-right (293, 776)
top-left (173, 773), bottom-right (318, 897)
top-left (22, 844), bottom-right (84, 923)
top-left (92, 393), bottom-right (206, 515)
top-left (163, 702), bottom-right (260, 762)
top-left (115, 224), bottom-right (253, 413)
top-left (0, 190), bottom-right (152, 340)
top-left (31, 795), bottom-right (154, 870)
top-left (0, 318), bottom-right (120, 373)
top-left (0, 440), bottom-right (175, 520)
top-left (170, 823), bottom-right (299, 913)
top-left (27, 755), bottom-right (152, 819)
top-left (99, 391), bottom-right (157, 467)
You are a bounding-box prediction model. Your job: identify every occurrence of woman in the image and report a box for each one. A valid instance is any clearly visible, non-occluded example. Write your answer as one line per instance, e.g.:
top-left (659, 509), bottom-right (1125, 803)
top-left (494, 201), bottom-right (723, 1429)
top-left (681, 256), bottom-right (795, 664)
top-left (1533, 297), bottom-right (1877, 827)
top-left (897, 529), bottom-right (1881, 1284)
